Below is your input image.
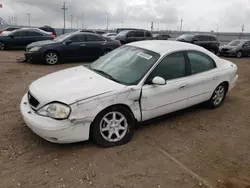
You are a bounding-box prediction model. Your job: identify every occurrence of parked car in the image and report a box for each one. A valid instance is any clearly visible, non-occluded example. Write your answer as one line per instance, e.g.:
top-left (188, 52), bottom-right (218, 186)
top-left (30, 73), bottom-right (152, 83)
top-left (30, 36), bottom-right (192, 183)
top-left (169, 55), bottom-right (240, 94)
top-left (103, 33), bottom-right (117, 40)
top-left (176, 34), bottom-right (220, 54)
top-left (20, 40), bottom-right (238, 147)
top-left (0, 27), bottom-right (20, 35)
top-left (39, 25), bottom-right (57, 36)
top-left (25, 32), bottom-right (121, 64)
top-left (153, 33), bottom-right (171, 40)
top-left (0, 28), bottom-right (54, 50)
top-left (115, 30), bottom-right (153, 45)
top-left (219, 39), bottom-right (250, 58)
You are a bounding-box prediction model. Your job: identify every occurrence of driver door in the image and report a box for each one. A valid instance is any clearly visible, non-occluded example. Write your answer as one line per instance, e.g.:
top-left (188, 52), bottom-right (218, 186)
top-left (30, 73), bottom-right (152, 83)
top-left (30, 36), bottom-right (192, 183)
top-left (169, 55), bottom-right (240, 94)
top-left (141, 52), bottom-right (190, 121)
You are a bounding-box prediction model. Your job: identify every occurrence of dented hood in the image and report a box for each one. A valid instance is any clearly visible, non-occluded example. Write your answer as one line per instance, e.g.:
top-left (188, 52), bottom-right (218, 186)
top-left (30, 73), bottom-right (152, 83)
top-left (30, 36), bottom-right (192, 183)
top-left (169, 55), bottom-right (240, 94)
top-left (29, 66), bottom-right (125, 105)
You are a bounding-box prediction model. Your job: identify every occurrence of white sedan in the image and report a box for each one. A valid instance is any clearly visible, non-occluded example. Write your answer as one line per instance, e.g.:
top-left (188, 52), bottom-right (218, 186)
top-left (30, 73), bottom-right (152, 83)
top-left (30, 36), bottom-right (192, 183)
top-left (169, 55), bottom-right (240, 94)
top-left (20, 41), bottom-right (238, 147)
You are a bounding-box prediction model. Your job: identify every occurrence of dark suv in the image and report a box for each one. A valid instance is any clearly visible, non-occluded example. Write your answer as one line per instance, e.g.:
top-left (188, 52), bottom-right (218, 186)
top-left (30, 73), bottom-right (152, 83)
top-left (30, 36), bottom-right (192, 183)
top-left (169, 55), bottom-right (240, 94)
top-left (115, 30), bottom-right (153, 45)
top-left (177, 34), bottom-right (220, 54)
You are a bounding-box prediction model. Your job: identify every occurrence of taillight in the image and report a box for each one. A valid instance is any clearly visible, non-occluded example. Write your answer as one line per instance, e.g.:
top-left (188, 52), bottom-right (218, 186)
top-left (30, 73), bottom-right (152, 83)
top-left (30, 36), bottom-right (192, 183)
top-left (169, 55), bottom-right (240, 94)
top-left (50, 34), bottom-right (56, 39)
top-left (116, 40), bottom-right (121, 46)
top-left (0, 31), bottom-right (2, 34)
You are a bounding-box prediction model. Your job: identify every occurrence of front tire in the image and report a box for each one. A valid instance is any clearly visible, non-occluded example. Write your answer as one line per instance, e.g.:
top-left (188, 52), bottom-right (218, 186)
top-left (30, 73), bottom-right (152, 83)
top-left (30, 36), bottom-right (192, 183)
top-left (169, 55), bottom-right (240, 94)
top-left (44, 51), bottom-right (59, 65)
top-left (206, 83), bottom-right (227, 109)
top-left (91, 106), bottom-right (135, 148)
top-left (0, 41), bottom-right (6, 50)
top-left (236, 51), bottom-right (243, 58)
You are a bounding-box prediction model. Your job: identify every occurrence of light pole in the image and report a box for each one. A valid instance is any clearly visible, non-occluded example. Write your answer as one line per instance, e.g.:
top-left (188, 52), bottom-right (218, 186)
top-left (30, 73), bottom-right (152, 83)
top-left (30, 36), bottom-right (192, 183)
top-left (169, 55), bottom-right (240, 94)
top-left (216, 24), bottom-right (219, 37)
top-left (61, 2), bottom-right (67, 34)
top-left (82, 12), bottom-right (84, 29)
top-left (27, 13), bottom-right (30, 26)
top-left (106, 12), bottom-right (109, 31)
top-left (70, 14), bottom-right (73, 30)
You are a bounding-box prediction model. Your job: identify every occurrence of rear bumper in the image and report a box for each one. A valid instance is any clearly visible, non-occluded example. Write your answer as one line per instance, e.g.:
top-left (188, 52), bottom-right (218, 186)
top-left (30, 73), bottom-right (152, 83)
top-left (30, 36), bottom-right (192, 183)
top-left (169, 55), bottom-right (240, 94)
top-left (24, 51), bottom-right (44, 63)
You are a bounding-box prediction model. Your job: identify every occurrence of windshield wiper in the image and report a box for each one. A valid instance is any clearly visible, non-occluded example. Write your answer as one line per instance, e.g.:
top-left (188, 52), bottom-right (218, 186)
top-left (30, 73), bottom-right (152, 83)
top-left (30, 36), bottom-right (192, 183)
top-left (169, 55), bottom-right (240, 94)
top-left (91, 68), bottom-right (125, 85)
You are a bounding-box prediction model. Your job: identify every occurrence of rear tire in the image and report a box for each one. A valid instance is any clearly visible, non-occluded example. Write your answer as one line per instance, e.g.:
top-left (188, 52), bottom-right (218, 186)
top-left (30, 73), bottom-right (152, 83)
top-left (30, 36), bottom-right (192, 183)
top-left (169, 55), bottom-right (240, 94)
top-left (0, 41), bottom-right (6, 50)
top-left (44, 51), bottom-right (59, 65)
top-left (205, 83), bottom-right (227, 109)
top-left (91, 106), bottom-right (135, 148)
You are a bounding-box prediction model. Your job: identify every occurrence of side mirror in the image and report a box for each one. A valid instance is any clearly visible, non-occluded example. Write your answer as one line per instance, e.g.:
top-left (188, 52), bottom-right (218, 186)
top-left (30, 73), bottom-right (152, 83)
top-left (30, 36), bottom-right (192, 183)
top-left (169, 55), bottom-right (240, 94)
top-left (152, 76), bottom-right (166, 85)
top-left (65, 40), bottom-right (72, 45)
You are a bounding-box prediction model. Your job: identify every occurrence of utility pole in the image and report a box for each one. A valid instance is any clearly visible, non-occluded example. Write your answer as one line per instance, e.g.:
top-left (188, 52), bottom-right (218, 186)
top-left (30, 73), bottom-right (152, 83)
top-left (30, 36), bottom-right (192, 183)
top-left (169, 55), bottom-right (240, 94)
top-left (61, 2), bottom-right (67, 34)
top-left (106, 12), bottom-right (109, 31)
top-left (27, 13), bottom-right (30, 26)
top-left (122, 20), bottom-right (123, 28)
top-left (239, 24), bottom-right (245, 39)
top-left (180, 18), bottom-right (183, 32)
top-left (82, 12), bottom-right (84, 29)
top-left (70, 14), bottom-right (73, 30)
top-left (77, 19), bottom-right (78, 29)
top-left (216, 24), bottom-right (219, 37)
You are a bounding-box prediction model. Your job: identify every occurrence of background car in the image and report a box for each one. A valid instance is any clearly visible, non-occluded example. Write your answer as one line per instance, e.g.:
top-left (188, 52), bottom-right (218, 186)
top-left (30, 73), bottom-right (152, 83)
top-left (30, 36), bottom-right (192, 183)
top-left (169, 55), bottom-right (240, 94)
top-left (0, 27), bottom-right (20, 35)
top-left (25, 32), bottom-right (121, 64)
top-left (219, 39), bottom-right (250, 58)
top-left (102, 33), bottom-right (117, 40)
top-left (0, 28), bottom-right (54, 50)
top-left (153, 33), bottom-right (171, 40)
top-left (39, 25), bottom-right (57, 36)
top-left (20, 41), bottom-right (238, 147)
top-left (177, 34), bottom-right (220, 54)
top-left (115, 29), bottom-right (153, 45)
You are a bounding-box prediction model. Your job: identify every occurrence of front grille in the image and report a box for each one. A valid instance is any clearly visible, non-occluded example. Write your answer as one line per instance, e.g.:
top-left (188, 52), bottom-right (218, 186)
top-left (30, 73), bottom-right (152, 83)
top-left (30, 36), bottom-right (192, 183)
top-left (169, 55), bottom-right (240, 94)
top-left (221, 48), bottom-right (229, 52)
top-left (28, 92), bottom-right (40, 108)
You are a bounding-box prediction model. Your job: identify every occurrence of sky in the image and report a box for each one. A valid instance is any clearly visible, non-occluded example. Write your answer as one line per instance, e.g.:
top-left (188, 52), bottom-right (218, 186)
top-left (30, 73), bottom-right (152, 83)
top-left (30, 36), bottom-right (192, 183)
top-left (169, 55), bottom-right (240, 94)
top-left (0, 0), bottom-right (250, 32)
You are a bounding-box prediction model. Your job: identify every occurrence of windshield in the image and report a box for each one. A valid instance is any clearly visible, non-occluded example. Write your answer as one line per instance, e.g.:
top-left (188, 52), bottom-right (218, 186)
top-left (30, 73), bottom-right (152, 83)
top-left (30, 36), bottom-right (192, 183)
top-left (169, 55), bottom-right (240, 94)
top-left (178, 34), bottom-right (194, 41)
top-left (117, 30), bottom-right (130, 37)
top-left (89, 46), bottom-right (160, 85)
top-left (227, 40), bottom-right (242, 46)
top-left (53, 33), bottom-right (71, 42)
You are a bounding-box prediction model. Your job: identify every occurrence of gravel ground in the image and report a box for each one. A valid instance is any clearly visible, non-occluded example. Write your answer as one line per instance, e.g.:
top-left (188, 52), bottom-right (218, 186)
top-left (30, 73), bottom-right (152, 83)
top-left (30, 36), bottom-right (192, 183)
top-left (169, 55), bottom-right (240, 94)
top-left (0, 50), bottom-right (250, 188)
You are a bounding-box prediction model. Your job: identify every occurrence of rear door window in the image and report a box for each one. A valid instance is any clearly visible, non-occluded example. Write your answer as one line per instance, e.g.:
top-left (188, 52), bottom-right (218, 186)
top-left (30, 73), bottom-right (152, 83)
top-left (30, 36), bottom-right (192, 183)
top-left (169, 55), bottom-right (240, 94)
top-left (85, 35), bottom-right (105, 42)
top-left (135, 31), bottom-right (145, 37)
top-left (27, 31), bottom-right (43, 36)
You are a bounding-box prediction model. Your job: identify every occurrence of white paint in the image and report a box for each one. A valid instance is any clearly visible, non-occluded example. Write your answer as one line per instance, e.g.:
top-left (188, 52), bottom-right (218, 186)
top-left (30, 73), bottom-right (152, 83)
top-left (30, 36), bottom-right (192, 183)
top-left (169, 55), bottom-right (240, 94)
top-left (20, 41), bottom-right (238, 144)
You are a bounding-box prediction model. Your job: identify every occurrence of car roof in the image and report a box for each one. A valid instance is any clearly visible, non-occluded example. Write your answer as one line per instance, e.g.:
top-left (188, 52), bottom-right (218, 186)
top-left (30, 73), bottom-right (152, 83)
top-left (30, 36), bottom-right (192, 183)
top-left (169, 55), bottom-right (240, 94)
top-left (127, 40), bottom-right (209, 55)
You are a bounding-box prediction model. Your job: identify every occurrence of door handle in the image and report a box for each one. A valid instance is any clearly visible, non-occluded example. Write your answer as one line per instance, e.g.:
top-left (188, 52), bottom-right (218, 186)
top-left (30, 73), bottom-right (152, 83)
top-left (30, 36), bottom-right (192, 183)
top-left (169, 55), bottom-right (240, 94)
top-left (80, 44), bottom-right (86, 47)
top-left (213, 76), bottom-right (219, 80)
top-left (179, 84), bottom-right (188, 90)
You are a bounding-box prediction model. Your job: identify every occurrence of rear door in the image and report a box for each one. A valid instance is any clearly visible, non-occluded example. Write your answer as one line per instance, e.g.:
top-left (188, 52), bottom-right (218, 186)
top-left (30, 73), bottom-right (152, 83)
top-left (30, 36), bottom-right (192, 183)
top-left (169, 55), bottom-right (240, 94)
top-left (134, 31), bottom-right (146, 41)
top-left (145, 31), bottom-right (153, 40)
top-left (126, 31), bottom-right (137, 43)
top-left (26, 31), bottom-right (48, 46)
top-left (84, 34), bottom-right (107, 57)
top-left (194, 35), bottom-right (210, 49)
top-left (185, 51), bottom-right (220, 106)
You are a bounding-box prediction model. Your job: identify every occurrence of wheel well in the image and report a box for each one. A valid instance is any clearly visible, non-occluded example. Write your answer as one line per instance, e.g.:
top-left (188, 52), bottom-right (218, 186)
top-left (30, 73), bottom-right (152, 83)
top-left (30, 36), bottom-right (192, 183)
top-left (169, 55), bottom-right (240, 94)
top-left (44, 50), bottom-right (60, 57)
top-left (103, 48), bottom-right (111, 52)
top-left (221, 81), bottom-right (229, 92)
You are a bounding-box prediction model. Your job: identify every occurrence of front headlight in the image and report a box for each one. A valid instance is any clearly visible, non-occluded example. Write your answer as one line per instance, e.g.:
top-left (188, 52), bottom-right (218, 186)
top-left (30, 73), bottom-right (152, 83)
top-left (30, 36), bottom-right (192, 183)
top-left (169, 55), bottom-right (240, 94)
top-left (37, 102), bottom-right (71, 120)
top-left (29, 46), bottom-right (41, 52)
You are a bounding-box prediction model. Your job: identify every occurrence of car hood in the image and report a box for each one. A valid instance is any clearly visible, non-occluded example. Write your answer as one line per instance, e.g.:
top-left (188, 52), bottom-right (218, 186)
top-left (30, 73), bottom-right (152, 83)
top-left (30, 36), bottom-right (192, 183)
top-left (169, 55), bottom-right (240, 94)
top-left (29, 66), bottom-right (125, 106)
top-left (220, 45), bottom-right (238, 50)
top-left (27, 40), bottom-right (58, 49)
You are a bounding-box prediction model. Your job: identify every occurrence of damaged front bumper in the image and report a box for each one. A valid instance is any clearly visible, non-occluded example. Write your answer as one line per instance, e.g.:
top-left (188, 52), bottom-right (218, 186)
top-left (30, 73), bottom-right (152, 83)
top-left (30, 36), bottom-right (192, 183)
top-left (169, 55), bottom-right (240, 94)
top-left (20, 94), bottom-right (91, 143)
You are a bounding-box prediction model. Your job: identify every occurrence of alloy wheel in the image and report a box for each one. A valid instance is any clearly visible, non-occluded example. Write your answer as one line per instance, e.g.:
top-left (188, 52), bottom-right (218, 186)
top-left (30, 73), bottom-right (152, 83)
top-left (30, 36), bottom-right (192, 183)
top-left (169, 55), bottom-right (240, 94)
top-left (0, 42), bottom-right (5, 50)
top-left (100, 111), bottom-right (128, 142)
top-left (236, 51), bottom-right (242, 58)
top-left (45, 52), bottom-right (58, 65)
top-left (212, 85), bottom-right (225, 106)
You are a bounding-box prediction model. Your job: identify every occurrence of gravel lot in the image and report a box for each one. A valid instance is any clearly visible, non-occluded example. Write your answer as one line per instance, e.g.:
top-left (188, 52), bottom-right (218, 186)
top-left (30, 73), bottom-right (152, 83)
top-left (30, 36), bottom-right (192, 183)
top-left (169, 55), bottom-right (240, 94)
top-left (0, 50), bottom-right (250, 188)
